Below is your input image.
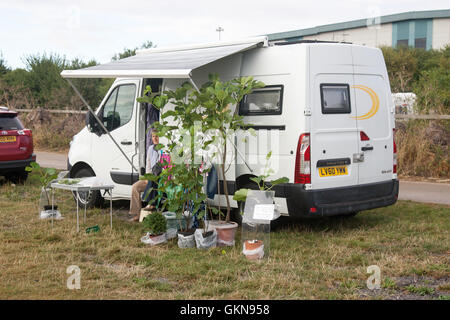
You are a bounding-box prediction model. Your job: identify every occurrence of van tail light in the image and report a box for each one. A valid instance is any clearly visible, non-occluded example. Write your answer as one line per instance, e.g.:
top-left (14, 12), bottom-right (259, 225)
top-left (295, 133), bottom-right (311, 184)
top-left (360, 131), bottom-right (370, 141)
top-left (393, 129), bottom-right (397, 174)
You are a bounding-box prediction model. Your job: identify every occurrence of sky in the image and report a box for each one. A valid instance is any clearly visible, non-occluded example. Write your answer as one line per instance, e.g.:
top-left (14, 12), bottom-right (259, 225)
top-left (0, 0), bottom-right (448, 69)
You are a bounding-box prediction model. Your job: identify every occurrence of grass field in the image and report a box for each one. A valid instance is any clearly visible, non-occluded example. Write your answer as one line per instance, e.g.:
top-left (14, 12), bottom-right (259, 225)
top-left (0, 173), bottom-right (449, 300)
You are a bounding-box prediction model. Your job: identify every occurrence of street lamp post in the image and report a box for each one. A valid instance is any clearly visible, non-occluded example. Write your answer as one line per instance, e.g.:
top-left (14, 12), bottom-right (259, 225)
top-left (216, 27), bottom-right (224, 40)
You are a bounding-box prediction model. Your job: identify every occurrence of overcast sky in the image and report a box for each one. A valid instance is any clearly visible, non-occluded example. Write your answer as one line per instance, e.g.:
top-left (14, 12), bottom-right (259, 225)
top-left (0, 0), bottom-right (448, 69)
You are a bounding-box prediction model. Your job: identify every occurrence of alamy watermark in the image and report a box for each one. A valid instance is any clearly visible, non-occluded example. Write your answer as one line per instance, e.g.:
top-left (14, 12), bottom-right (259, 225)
top-left (67, 265), bottom-right (81, 290)
top-left (366, 265), bottom-right (381, 290)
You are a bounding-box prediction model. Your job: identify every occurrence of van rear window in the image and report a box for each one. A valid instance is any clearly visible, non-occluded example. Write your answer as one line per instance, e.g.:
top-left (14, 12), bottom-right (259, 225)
top-left (320, 84), bottom-right (351, 114)
top-left (239, 85), bottom-right (283, 116)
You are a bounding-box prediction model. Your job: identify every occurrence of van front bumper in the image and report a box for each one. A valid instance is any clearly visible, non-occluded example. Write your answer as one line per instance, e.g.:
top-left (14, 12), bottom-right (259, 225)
top-left (281, 179), bottom-right (399, 217)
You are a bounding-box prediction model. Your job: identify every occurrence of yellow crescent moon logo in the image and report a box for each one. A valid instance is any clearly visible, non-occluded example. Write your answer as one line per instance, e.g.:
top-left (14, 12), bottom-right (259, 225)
top-left (351, 85), bottom-right (379, 120)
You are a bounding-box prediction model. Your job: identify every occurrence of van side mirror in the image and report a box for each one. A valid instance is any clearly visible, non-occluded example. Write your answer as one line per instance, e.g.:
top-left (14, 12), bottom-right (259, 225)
top-left (86, 111), bottom-right (103, 135)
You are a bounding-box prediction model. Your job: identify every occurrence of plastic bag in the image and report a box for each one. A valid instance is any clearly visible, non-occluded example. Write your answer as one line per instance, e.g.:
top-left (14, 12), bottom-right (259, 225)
top-left (141, 232), bottom-right (166, 246)
top-left (218, 238), bottom-right (235, 247)
top-left (40, 209), bottom-right (62, 220)
top-left (194, 228), bottom-right (217, 249)
top-left (177, 232), bottom-right (195, 248)
top-left (166, 228), bottom-right (178, 240)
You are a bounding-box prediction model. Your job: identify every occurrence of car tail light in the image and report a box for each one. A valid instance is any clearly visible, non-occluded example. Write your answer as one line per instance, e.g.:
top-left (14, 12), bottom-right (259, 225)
top-left (17, 129), bottom-right (32, 137)
top-left (360, 131), bottom-right (370, 141)
top-left (295, 133), bottom-right (311, 184)
top-left (393, 128), bottom-right (397, 174)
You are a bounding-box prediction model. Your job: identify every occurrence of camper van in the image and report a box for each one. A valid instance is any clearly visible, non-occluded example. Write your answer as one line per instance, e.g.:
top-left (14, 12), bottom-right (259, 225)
top-left (62, 36), bottom-right (399, 219)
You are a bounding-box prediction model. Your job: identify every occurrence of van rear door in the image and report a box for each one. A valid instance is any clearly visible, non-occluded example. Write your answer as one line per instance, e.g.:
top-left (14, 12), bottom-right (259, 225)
top-left (309, 45), bottom-right (359, 190)
top-left (352, 47), bottom-right (394, 185)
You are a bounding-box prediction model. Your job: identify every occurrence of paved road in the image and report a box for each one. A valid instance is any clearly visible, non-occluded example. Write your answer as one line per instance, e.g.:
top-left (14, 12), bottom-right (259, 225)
top-left (398, 181), bottom-right (450, 206)
top-left (35, 150), bottom-right (68, 170)
top-left (34, 150), bottom-right (449, 206)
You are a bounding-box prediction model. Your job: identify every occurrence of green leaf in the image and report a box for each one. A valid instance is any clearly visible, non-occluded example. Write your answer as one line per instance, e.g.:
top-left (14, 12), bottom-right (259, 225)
top-left (247, 127), bottom-right (257, 137)
top-left (233, 188), bottom-right (249, 202)
top-left (249, 177), bottom-right (262, 185)
top-left (269, 177), bottom-right (289, 186)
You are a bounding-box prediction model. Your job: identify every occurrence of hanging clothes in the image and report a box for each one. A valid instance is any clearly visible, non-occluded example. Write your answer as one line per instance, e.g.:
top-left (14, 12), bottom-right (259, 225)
top-left (146, 103), bottom-right (160, 150)
top-left (206, 164), bottom-right (218, 199)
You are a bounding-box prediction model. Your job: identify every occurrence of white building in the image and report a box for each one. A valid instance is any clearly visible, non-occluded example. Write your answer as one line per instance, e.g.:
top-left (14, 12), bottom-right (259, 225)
top-left (268, 9), bottom-right (450, 50)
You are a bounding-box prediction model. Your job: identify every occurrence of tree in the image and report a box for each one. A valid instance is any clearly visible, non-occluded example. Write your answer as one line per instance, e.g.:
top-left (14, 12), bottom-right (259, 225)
top-left (381, 46), bottom-right (417, 92)
top-left (22, 53), bottom-right (68, 106)
top-left (0, 53), bottom-right (10, 76)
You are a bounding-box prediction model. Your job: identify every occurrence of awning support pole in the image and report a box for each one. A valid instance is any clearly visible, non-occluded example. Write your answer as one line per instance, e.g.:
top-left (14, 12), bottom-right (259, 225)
top-left (66, 79), bottom-right (138, 172)
top-left (189, 76), bottom-right (253, 173)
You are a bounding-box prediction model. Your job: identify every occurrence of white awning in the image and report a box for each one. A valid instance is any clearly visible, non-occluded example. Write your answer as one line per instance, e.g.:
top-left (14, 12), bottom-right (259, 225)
top-left (61, 37), bottom-right (268, 79)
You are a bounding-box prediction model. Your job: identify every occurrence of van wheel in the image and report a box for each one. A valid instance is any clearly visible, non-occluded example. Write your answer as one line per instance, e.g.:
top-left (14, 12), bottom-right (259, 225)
top-left (72, 167), bottom-right (103, 208)
top-left (232, 201), bottom-right (245, 225)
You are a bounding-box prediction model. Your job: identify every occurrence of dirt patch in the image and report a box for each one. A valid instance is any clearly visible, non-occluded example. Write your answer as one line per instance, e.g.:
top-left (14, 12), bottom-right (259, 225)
top-left (358, 275), bottom-right (450, 300)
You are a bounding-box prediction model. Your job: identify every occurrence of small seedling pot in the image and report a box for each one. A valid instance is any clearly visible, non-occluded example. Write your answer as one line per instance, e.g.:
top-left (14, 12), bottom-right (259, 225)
top-left (243, 239), bottom-right (264, 260)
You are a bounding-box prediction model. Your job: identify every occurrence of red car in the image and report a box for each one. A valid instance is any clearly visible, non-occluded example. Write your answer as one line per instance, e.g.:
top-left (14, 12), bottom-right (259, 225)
top-left (0, 106), bottom-right (35, 182)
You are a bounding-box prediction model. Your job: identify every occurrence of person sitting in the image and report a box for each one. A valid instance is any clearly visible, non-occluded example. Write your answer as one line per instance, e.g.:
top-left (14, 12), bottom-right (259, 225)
top-left (128, 131), bottom-right (160, 222)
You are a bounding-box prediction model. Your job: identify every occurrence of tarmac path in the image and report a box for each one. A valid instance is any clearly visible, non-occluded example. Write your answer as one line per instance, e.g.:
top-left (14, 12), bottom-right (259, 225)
top-left (35, 150), bottom-right (68, 170)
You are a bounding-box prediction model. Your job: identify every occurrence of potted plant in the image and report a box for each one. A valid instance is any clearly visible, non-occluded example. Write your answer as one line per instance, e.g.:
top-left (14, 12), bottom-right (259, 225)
top-left (141, 211), bottom-right (167, 246)
top-left (25, 161), bottom-right (60, 219)
top-left (137, 76), bottom-right (264, 248)
top-left (233, 151), bottom-right (289, 212)
top-left (194, 75), bottom-right (264, 246)
top-left (233, 152), bottom-right (289, 260)
top-left (242, 239), bottom-right (264, 260)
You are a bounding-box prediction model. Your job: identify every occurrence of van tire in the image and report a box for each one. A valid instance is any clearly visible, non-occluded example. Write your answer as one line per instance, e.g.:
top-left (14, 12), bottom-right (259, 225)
top-left (232, 180), bottom-right (284, 229)
top-left (72, 167), bottom-right (103, 208)
top-left (232, 180), bottom-right (259, 225)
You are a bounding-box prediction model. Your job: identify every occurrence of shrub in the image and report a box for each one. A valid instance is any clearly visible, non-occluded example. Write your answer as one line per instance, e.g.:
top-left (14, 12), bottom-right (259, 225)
top-left (142, 212), bottom-right (167, 236)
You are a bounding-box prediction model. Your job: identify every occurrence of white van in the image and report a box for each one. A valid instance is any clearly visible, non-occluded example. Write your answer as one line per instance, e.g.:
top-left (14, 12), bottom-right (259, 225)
top-left (62, 36), bottom-right (399, 218)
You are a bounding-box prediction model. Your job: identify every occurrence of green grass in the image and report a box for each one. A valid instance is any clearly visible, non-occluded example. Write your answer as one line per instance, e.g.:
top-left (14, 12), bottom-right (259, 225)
top-left (405, 285), bottom-right (436, 296)
top-left (0, 172), bottom-right (449, 299)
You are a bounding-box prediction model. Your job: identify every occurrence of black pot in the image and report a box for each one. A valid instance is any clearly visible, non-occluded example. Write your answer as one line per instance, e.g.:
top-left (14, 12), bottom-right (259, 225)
top-left (44, 205), bottom-right (58, 211)
top-left (178, 229), bottom-right (195, 237)
top-left (202, 230), bottom-right (214, 238)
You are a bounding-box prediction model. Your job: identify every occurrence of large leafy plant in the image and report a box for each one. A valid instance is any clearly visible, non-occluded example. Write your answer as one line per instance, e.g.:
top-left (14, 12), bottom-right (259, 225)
top-left (25, 161), bottom-right (58, 205)
top-left (137, 75), bottom-right (265, 224)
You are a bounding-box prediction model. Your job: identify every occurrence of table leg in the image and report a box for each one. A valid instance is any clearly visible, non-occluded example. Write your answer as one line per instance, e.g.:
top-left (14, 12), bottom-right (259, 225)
top-left (51, 188), bottom-right (54, 228)
top-left (84, 194), bottom-right (87, 224)
top-left (76, 191), bottom-right (79, 233)
top-left (110, 190), bottom-right (112, 229)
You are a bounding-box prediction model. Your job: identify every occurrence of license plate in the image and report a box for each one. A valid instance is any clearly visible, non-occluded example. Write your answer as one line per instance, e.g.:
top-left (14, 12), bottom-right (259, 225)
top-left (0, 136), bottom-right (16, 143)
top-left (319, 166), bottom-right (348, 177)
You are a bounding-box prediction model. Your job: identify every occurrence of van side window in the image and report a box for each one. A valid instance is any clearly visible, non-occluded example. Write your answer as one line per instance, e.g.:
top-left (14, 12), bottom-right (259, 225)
top-left (239, 85), bottom-right (283, 116)
top-left (102, 84), bottom-right (136, 131)
top-left (320, 84), bottom-right (351, 114)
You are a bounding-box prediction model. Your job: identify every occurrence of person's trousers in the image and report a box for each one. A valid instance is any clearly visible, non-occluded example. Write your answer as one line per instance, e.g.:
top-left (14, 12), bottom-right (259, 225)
top-left (130, 180), bottom-right (148, 216)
